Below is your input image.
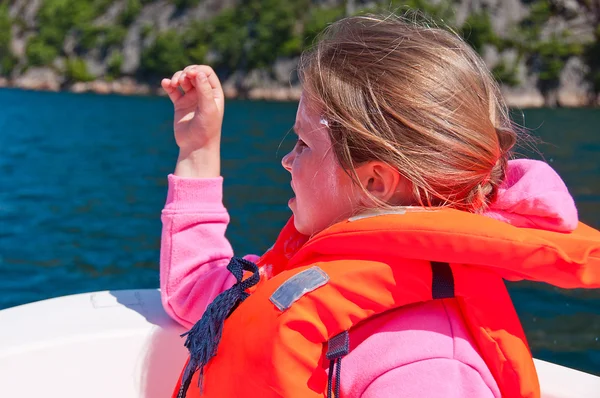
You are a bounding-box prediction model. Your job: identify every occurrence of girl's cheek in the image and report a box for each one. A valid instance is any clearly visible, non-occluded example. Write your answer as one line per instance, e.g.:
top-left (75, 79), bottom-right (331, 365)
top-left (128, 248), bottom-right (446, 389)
top-left (291, 150), bottom-right (305, 173)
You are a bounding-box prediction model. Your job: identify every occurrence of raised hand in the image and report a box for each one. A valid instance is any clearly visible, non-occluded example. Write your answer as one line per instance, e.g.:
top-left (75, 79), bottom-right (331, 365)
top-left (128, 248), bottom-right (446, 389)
top-left (161, 65), bottom-right (224, 178)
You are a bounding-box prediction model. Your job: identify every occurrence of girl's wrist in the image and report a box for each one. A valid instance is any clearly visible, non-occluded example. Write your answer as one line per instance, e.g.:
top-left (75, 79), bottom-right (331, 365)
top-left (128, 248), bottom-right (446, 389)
top-left (174, 146), bottom-right (221, 178)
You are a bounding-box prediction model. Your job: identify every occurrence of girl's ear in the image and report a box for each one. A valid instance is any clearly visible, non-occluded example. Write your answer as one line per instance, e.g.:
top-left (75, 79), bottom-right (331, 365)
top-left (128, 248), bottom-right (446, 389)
top-left (355, 161), bottom-right (410, 205)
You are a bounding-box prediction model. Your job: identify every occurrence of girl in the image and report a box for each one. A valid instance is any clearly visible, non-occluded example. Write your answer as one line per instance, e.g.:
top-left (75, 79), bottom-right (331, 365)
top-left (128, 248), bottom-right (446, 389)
top-left (159, 14), bottom-right (600, 398)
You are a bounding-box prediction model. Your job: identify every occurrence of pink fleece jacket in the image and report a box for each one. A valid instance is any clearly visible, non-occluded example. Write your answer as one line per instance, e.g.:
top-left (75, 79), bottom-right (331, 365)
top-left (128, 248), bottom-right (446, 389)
top-left (160, 159), bottom-right (578, 397)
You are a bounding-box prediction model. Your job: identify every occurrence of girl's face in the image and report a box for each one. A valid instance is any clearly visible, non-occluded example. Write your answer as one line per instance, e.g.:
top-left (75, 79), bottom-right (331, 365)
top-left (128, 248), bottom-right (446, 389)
top-left (281, 94), bottom-right (360, 236)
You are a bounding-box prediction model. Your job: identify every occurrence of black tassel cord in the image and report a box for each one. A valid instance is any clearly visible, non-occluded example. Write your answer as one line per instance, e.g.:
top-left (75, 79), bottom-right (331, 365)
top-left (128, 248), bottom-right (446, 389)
top-left (177, 257), bottom-right (260, 398)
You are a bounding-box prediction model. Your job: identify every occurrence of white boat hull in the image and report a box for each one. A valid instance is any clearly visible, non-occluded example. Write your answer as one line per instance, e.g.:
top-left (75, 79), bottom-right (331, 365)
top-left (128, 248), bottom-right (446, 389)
top-left (0, 289), bottom-right (598, 397)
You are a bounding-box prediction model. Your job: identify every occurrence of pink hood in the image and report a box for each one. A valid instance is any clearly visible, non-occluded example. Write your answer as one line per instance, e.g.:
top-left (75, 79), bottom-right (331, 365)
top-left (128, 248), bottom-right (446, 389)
top-left (483, 159), bottom-right (578, 232)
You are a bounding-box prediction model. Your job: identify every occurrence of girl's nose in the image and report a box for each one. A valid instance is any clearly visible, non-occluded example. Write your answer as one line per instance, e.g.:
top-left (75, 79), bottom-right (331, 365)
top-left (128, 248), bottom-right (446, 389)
top-left (281, 150), bottom-right (293, 172)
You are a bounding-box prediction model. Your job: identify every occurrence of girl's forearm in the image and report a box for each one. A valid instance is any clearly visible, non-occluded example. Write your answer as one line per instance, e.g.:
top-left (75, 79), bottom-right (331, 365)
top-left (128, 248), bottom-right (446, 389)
top-left (160, 175), bottom-right (235, 328)
top-left (174, 146), bottom-right (221, 178)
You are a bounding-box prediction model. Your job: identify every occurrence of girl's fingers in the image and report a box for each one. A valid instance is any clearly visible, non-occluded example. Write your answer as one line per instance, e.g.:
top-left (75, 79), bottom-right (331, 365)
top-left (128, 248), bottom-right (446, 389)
top-left (187, 66), bottom-right (224, 112)
top-left (203, 67), bottom-right (224, 112)
top-left (196, 72), bottom-right (217, 110)
top-left (178, 72), bottom-right (187, 86)
top-left (161, 78), bottom-right (182, 103)
top-left (179, 73), bottom-right (193, 93)
top-left (162, 65), bottom-right (223, 108)
top-left (184, 65), bottom-right (199, 76)
top-left (170, 71), bottom-right (183, 88)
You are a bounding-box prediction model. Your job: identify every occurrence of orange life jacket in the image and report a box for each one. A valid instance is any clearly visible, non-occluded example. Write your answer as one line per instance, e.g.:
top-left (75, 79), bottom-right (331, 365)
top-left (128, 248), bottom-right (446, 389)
top-left (174, 208), bottom-right (600, 397)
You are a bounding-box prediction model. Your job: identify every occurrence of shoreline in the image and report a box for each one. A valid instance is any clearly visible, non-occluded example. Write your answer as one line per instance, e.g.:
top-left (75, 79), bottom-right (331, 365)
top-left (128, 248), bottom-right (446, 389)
top-left (1, 77), bottom-right (598, 108)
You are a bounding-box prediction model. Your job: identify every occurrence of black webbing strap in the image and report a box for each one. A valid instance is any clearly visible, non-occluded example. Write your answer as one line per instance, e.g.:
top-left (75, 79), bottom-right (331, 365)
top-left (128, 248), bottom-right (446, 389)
top-left (431, 261), bottom-right (455, 299)
top-left (326, 331), bottom-right (350, 398)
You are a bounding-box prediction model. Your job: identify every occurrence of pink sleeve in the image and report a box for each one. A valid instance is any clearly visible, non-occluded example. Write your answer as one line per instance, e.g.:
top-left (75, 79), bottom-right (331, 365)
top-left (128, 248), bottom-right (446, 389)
top-left (160, 175), bottom-right (248, 328)
top-left (361, 358), bottom-right (496, 398)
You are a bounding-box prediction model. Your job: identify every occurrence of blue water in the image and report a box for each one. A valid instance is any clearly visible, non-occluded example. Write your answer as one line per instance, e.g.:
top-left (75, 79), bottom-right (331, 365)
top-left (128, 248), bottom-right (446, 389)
top-left (0, 88), bottom-right (599, 375)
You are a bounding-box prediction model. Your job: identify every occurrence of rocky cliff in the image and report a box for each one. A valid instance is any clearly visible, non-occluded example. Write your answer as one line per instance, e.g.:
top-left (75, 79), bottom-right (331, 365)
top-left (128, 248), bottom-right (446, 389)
top-left (1, 0), bottom-right (598, 107)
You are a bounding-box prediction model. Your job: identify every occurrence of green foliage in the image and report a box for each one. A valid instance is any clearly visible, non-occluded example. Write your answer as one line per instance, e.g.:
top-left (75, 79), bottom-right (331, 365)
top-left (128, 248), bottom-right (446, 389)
top-left (107, 51), bottom-right (124, 79)
top-left (205, 0), bottom-right (304, 70)
top-left (461, 11), bottom-right (498, 54)
top-left (280, 35), bottom-right (303, 57)
top-left (180, 22), bottom-right (209, 64)
top-left (492, 60), bottom-right (520, 87)
top-left (37, 0), bottom-right (96, 46)
top-left (65, 57), bottom-right (94, 82)
top-left (140, 20), bottom-right (212, 76)
top-left (105, 26), bottom-right (128, 48)
top-left (27, 0), bottom-right (111, 66)
top-left (79, 26), bottom-right (104, 51)
top-left (141, 23), bottom-right (153, 40)
top-left (172, 0), bottom-right (202, 9)
top-left (120, 0), bottom-right (142, 26)
top-left (536, 33), bottom-right (583, 86)
top-left (140, 30), bottom-right (190, 76)
top-left (246, 0), bottom-right (303, 68)
top-left (518, 0), bottom-right (554, 44)
top-left (0, 3), bottom-right (17, 76)
top-left (140, 0), bottom-right (308, 74)
top-left (95, 0), bottom-right (115, 16)
top-left (302, 5), bottom-right (345, 48)
top-left (1, 53), bottom-right (17, 76)
top-left (80, 25), bottom-right (127, 52)
top-left (0, 3), bottom-right (11, 51)
top-left (205, 8), bottom-right (248, 70)
top-left (26, 36), bottom-right (59, 66)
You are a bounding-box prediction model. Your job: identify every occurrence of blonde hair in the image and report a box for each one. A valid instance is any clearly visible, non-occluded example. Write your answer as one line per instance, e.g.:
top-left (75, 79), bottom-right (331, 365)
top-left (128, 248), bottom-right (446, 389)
top-left (298, 13), bottom-right (517, 212)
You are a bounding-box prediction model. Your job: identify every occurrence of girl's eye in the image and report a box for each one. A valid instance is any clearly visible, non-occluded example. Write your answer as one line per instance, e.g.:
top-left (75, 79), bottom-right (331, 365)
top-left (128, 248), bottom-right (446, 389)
top-left (296, 139), bottom-right (307, 148)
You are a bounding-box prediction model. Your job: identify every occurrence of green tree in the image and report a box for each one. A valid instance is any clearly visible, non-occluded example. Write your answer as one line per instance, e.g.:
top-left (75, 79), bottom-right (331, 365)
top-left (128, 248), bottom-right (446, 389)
top-left (461, 11), bottom-right (498, 54)
top-left (302, 5), bottom-right (345, 48)
top-left (27, 0), bottom-right (108, 66)
top-left (536, 34), bottom-right (583, 89)
top-left (492, 60), bottom-right (520, 87)
top-left (140, 30), bottom-right (189, 76)
top-left (519, 0), bottom-right (553, 42)
top-left (79, 26), bottom-right (104, 51)
top-left (26, 36), bottom-right (59, 66)
top-left (206, 8), bottom-right (249, 70)
top-left (106, 51), bottom-right (124, 80)
top-left (184, 22), bottom-right (209, 64)
top-left (205, 0), bottom-right (306, 70)
top-left (105, 26), bottom-right (128, 48)
top-left (0, 3), bottom-right (17, 76)
top-left (172, 0), bottom-right (202, 9)
top-left (141, 23), bottom-right (153, 40)
top-left (65, 57), bottom-right (95, 82)
top-left (246, 0), bottom-right (302, 68)
top-left (37, 0), bottom-right (96, 46)
top-left (120, 0), bottom-right (142, 26)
